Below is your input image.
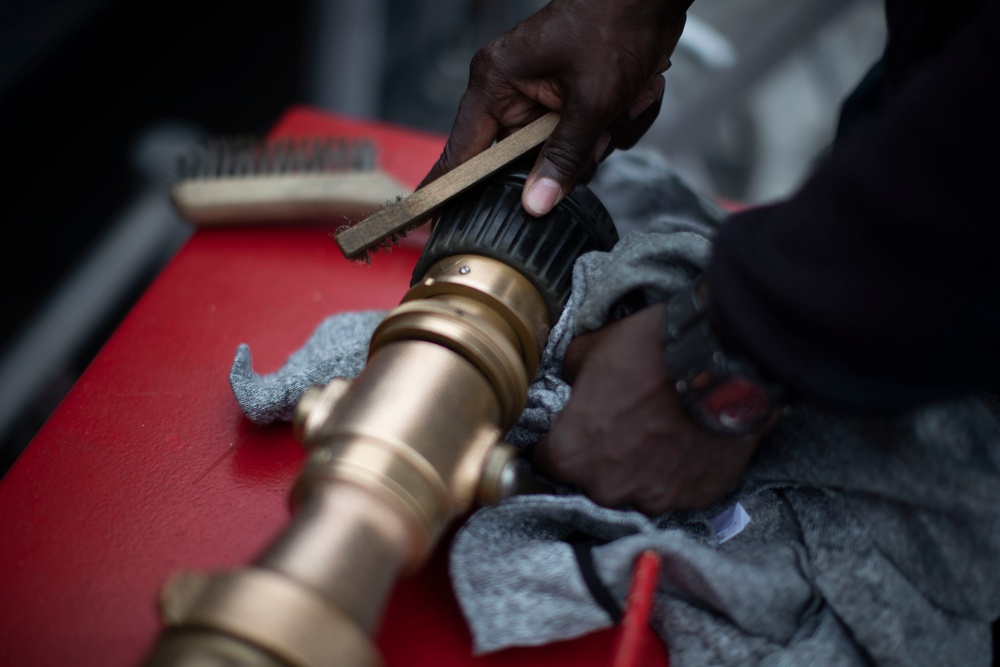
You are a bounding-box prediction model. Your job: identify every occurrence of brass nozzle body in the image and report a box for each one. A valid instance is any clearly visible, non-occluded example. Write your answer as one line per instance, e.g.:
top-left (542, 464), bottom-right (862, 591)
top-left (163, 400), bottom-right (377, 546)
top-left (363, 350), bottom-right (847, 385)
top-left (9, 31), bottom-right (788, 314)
top-left (145, 254), bottom-right (549, 667)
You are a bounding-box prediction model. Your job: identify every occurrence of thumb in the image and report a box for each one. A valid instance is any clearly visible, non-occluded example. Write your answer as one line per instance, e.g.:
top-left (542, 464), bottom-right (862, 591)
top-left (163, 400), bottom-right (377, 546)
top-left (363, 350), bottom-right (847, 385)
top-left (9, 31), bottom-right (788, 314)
top-left (522, 108), bottom-right (608, 216)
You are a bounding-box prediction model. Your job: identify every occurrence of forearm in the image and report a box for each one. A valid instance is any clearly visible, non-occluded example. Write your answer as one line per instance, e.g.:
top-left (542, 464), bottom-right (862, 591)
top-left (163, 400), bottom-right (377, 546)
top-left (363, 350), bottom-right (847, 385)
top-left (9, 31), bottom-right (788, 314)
top-left (705, 0), bottom-right (1000, 414)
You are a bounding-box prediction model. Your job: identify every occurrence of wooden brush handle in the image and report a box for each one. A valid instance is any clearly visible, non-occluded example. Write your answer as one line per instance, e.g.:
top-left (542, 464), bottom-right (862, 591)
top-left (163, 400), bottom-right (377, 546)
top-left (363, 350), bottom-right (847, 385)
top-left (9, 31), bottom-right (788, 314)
top-left (171, 172), bottom-right (410, 226)
top-left (335, 111), bottom-right (560, 259)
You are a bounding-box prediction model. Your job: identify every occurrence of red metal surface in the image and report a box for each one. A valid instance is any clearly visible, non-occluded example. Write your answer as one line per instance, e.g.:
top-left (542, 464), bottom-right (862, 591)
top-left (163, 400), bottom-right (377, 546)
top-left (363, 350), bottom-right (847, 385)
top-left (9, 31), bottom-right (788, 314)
top-left (0, 107), bottom-right (669, 667)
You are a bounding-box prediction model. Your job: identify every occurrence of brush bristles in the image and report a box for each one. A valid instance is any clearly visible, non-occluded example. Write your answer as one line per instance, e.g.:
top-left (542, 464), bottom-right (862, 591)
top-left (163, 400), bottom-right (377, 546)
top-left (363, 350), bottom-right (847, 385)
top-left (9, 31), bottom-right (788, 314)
top-left (334, 194), bottom-right (417, 264)
top-left (175, 136), bottom-right (378, 181)
top-left (337, 230), bottom-right (412, 265)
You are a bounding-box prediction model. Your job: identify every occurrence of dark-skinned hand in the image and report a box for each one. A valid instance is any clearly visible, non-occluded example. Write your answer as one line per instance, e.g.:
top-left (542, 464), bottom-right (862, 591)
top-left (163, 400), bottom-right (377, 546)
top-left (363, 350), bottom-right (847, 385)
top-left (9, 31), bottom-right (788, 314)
top-left (420, 0), bottom-right (692, 216)
top-left (532, 304), bottom-right (771, 516)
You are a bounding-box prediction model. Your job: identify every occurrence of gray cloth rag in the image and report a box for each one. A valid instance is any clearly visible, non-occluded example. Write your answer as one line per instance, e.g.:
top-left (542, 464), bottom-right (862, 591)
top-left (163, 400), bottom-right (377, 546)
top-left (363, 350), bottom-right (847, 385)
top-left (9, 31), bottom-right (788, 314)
top-left (229, 148), bottom-right (1000, 666)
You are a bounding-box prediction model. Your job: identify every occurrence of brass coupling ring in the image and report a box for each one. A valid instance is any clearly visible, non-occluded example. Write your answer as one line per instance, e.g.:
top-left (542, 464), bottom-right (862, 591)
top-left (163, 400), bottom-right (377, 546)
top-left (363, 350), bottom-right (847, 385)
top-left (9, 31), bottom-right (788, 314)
top-left (368, 297), bottom-right (528, 428)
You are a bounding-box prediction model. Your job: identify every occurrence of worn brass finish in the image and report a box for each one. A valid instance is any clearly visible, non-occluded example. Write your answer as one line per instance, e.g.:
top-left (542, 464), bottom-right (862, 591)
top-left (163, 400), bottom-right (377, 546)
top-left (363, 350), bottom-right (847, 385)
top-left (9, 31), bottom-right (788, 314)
top-left (144, 253), bottom-right (551, 667)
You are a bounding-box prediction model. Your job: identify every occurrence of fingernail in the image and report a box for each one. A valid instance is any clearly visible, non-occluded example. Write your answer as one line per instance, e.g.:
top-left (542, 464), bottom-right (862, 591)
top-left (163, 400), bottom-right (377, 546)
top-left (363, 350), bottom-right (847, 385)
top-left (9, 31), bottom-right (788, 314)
top-left (630, 76), bottom-right (666, 119)
top-left (594, 134), bottom-right (612, 162)
top-left (629, 97), bottom-right (654, 120)
top-left (524, 177), bottom-right (561, 216)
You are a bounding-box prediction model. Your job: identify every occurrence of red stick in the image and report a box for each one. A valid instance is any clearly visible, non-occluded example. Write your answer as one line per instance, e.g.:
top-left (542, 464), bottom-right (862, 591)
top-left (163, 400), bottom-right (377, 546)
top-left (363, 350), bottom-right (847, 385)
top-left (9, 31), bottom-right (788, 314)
top-left (611, 550), bottom-right (665, 667)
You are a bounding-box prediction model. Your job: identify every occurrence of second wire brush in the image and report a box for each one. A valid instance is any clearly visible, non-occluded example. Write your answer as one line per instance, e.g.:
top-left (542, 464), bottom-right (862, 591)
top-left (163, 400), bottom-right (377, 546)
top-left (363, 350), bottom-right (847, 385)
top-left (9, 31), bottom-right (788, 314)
top-left (170, 135), bottom-right (410, 227)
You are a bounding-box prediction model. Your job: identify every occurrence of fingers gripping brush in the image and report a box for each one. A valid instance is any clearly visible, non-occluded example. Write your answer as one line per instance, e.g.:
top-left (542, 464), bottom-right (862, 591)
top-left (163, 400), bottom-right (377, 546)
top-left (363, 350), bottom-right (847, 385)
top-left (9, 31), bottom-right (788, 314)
top-left (142, 157), bottom-right (618, 667)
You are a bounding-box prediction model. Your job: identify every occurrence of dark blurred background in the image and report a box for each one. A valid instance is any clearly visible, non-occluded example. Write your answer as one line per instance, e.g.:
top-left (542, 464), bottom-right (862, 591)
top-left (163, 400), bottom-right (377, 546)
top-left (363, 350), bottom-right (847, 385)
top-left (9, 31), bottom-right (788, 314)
top-left (0, 0), bottom-right (884, 476)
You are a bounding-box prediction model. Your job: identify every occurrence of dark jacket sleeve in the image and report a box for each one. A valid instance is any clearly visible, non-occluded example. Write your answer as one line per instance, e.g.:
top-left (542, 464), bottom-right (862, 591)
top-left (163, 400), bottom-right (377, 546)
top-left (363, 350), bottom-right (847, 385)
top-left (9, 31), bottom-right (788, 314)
top-left (705, 0), bottom-right (1000, 415)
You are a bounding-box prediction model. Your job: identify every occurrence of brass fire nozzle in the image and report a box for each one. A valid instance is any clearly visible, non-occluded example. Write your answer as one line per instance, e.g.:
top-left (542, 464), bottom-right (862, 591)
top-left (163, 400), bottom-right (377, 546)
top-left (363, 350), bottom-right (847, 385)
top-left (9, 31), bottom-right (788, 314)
top-left (142, 165), bottom-right (617, 667)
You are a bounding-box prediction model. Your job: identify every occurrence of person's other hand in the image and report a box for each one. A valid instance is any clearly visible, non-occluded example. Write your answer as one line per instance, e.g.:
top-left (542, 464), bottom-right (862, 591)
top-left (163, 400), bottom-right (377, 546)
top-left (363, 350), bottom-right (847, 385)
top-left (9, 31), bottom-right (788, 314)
top-left (420, 0), bottom-right (690, 216)
top-left (532, 304), bottom-right (767, 515)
